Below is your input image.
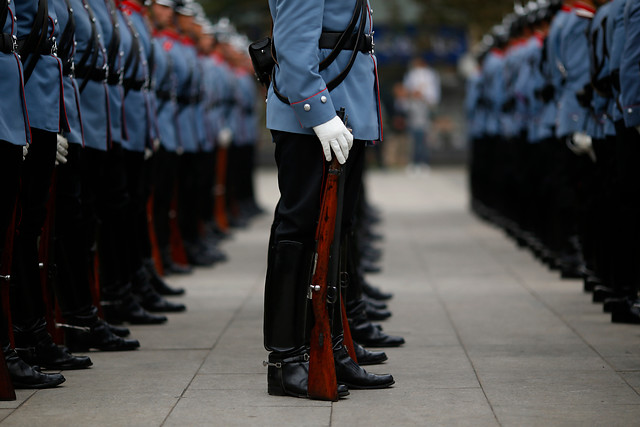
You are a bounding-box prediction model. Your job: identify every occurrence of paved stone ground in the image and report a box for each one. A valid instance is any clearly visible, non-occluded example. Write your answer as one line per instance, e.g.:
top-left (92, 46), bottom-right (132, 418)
top-left (2, 167), bottom-right (640, 426)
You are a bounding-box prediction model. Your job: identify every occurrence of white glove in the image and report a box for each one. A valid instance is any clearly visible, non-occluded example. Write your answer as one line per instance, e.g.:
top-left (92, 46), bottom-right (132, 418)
top-left (22, 143), bottom-right (29, 161)
top-left (312, 115), bottom-right (353, 164)
top-left (218, 127), bottom-right (233, 148)
top-left (567, 132), bottom-right (596, 162)
top-left (55, 134), bottom-right (69, 165)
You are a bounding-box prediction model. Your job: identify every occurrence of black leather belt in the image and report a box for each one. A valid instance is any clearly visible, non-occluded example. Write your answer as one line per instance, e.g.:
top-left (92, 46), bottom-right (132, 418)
top-left (107, 69), bottom-right (122, 86)
top-left (0, 33), bottom-right (16, 54)
top-left (17, 37), bottom-right (57, 56)
top-left (177, 94), bottom-right (201, 105)
top-left (156, 89), bottom-right (173, 101)
top-left (75, 64), bottom-right (107, 81)
top-left (318, 32), bottom-right (374, 54)
top-left (123, 77), bottom-right (145, 92)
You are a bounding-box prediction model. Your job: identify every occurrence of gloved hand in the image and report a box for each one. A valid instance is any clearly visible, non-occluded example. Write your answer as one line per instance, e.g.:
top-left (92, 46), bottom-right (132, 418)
top-left (218, 127), bottom-right (233, 148)
top-left (567, 132), bottom-right (596, 162)
top-left (55, 134), bottom-right (69, 165)
top-left (312, 115), bottom-right (353, 164)
top-left (22, 143), bottom-right (29, 161)
top-left (636, 126), bottom-right (640, 135)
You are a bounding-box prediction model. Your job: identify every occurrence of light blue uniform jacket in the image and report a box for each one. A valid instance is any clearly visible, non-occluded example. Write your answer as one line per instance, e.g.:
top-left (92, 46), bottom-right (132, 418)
top-left (173, 38), bottom-right (198, 153)
top-left (0, 0), bottom-right (29, 146)
top-left (266, 0), bottom-right (381, 142)
top-left (233, 70), bottom-right (257, 147)
top-left (555, 10), bottom-right (593, 139)
top-left (620, 0), bottom-right (640, 128)
top-left (607, 0), bottom-right (627, 126)
top-left (73, 0), bottom-right (110, 151)
top-left (16, 0), bottom-right (68, 133)
top-left (586, 4), bottom-right (611, 140)
top-left (541, 8), bottom-right (572, 134)
top-left (152, 34), bottom-right (177, 152)
top-left (91, 0), bottom-right (125, 144)
top-left (54, 0), bottom-right (84, 145)
top-left (121, 7), bottom-right (151, 152)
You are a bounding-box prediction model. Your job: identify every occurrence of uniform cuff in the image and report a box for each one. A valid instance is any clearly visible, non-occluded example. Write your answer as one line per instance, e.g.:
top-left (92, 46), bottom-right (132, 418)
top-left (623, 104), bottom-right (640, 128)
top-left (290, 88), bottom-right (337, 129)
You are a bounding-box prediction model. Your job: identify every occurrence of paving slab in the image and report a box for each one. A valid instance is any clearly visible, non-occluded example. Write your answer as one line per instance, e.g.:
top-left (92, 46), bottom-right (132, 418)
top-left (1, 168), bottom-right (640, 426)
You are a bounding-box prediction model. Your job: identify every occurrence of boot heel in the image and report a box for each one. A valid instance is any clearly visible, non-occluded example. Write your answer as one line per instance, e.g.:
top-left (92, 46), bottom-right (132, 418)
top-left (266, 366), bottom-right (286, 396)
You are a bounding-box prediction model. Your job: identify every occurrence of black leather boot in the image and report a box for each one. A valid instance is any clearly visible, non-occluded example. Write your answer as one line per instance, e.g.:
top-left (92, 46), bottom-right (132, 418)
top-left (14, 318), bottom-right (93, 370)
top-left (161, 247), bottom-right (193, 275)
top-left (143, 258), bottom-right (185, 296)
top-left (132, 267), bottom-right (186, 313)
top-left (334, 344), bottom-right (394, 389)
top-left (101, 293), bottom-right (168, 325)
top-left (353, 342), bottom-right (388, 365)
top-left (107, 323), bottom-right (131, 337)
top-left (362, 281), bottom-right (393, 301)
top-left (265, 350), bottom-right (349, 398)
top-left (63, 307), bottom-right (140, 352)
top-left (348, 300), bottom-right (405, 348)
top-left (364, 299), bottom-right (392, 321)
top-left (3, 344), bottom-right (65, 389)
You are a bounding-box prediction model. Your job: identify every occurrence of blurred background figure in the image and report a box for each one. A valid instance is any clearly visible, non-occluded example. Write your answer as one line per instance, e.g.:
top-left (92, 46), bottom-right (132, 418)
top-left (402, 57), bottom-right (441, 174)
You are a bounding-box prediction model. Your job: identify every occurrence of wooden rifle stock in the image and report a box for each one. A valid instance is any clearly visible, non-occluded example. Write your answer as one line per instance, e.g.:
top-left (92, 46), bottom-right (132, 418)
top-left (308, 156), bottom-right (342, 401)
top-left (213, 146), bottom-right (229, 233)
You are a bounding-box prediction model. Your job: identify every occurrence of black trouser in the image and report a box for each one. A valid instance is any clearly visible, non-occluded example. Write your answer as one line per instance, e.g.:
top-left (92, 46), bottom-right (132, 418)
top-left (10, 128), bottom-right (57, 327)
top-left (0, 141), bottom-right (23, 344)
top-left (81, 143), bottom-right (130, 299)
top-left (52, 143), bottom-right (95, 318)
top-left (152, 147), bottom-right (178, 249)
top-left (592, 137), bottom-right (617, 285)
top-left (264, 130), bottom-right (365, 353)
top-left (123, 149), bottom-right (148, 275)
top-left (177, 152), bottom-right (200, 242)
top-left (197, 151), bottom-right (215, 226)
top-left (612, 122), bottom-right (640, 294)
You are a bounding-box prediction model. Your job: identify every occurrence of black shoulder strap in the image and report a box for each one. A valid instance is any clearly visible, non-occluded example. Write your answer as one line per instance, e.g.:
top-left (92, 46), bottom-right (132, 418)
top-left (22, 0), bottom-right (49, 84)
top-left (77, 0), bottom-right (100, 93)
top-left (318, 0), bottom-right (363, 72)
top-left (122, 11), bottom-right (142, 94)
top-left (106, 0), bottom-right (121, 71)
top-left (58, 0), bottom-right (75, 62)
top-left (326, 0), bottom-right (366, 91)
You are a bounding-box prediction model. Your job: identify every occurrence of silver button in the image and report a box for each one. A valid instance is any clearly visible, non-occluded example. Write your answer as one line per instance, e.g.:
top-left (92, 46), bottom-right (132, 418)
top-left (629, 108), bottom-right (634, 114)
top-left (303, 104), bottom-right (311, 112)
top-left (320, 96), bottom-right (327, 104)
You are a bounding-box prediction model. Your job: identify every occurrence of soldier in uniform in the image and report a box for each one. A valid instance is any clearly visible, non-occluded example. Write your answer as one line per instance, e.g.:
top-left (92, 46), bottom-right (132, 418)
top-left (611, 0), bottom-right (640, 323)
top-left (49, 0), bottom-right (141, 352)
top-left (118, 0), bottom-right (186, 313)
top-left (10, 0), bottom-right (92, 371)
top-left (263, 0), bottom-right (396, 399)
top-left (1, 0), bottom-right (65, 388)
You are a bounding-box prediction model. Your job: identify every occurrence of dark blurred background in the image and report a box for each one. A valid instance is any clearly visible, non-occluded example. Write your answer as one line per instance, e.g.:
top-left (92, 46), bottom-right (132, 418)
top-left (203, 0), bottom-right (515, 167)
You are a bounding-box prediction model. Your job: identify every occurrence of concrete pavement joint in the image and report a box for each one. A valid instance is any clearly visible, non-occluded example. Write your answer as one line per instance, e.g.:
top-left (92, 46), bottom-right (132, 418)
top-left (159, 273), bottom-right (266, 426)
top-left (410, 224), bottom-right (502, 426)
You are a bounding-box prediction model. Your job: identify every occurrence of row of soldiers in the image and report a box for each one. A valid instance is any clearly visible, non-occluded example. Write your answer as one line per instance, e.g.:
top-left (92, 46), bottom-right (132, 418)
top-left (467, 0), bottom-right (640, 324)
top-left (0, 0), bottom-right (261, 394)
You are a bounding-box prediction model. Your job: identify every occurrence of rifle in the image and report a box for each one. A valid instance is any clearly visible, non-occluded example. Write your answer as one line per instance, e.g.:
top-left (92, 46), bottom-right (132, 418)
top-left (307, 108), bottom-right (348, 401)
top-left (213, 145), bottom-right (230, 233)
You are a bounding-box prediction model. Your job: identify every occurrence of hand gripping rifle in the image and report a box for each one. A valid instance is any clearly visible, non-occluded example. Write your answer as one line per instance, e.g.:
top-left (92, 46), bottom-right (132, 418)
top-left (308, 108), bottom-right (348, 401)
